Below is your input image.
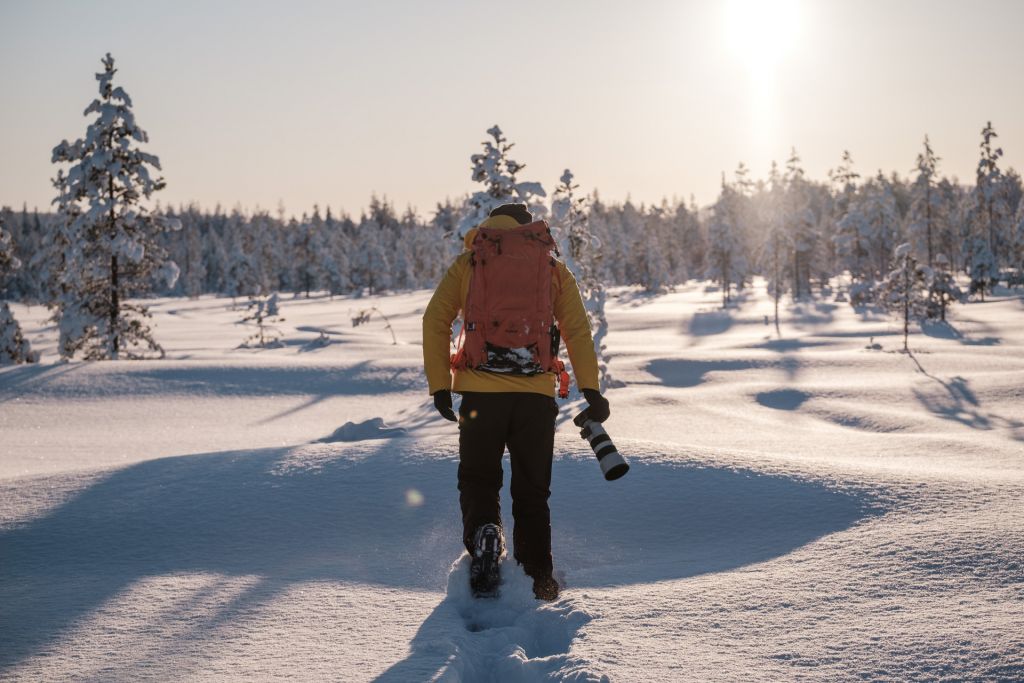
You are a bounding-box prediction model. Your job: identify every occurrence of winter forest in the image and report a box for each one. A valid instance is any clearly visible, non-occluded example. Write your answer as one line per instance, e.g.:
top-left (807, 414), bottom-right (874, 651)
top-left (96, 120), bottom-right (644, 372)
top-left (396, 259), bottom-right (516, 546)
top-left (2, 53), bottom-right (1023, 365)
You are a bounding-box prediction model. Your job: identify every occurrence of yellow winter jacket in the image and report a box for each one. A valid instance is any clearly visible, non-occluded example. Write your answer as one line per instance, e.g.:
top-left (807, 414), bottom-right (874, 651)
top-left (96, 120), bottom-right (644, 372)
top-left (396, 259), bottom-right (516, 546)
top-left (422, 214), bottom-right (601, 397)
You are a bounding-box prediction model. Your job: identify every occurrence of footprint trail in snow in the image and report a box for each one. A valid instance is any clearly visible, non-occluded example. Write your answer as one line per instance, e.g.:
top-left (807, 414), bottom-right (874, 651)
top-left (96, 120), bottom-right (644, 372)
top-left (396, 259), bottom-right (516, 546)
top-left (378, 556), bottom-right (605, 682)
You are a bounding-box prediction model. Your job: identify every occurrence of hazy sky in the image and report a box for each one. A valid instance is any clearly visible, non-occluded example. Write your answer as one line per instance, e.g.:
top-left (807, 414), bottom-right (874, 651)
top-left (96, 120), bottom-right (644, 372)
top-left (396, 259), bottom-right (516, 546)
top-left (2, 0), bottom-right (1022, 217)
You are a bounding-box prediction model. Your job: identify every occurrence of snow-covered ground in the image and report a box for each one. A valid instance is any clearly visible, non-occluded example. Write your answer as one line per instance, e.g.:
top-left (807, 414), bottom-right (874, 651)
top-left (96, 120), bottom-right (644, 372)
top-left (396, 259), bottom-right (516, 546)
top-left (1, 283), bottom-right (1022, 681)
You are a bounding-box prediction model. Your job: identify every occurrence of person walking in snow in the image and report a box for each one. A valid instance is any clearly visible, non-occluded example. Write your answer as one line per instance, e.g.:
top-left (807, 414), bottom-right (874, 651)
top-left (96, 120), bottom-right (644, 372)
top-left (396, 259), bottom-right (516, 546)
top-left (422, 202), bottom-right (610, 601)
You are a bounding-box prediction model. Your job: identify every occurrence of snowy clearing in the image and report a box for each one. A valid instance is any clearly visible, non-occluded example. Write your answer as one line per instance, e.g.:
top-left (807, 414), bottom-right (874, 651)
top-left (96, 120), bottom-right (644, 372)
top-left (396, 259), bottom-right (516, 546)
top-left (1, 283), bottom-right (1022, 681)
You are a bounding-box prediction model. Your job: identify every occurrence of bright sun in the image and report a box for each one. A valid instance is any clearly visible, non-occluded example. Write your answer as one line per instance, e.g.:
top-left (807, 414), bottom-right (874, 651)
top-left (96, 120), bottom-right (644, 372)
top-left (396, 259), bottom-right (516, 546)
top-left (725, 0), bottom-right (801, 80)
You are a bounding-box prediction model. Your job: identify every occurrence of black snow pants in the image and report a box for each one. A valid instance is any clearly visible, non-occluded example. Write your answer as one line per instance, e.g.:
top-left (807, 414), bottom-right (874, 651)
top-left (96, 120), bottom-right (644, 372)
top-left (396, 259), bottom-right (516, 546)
top-left (457, 391), bottom-right (558, 580)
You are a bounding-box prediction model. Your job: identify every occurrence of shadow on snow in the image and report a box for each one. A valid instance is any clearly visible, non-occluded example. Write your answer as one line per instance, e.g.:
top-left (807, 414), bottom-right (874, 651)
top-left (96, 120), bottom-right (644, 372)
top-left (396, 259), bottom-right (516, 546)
top-left (0, 361), bottom-right (423, 403)
top-left (0, 440), bottom-right (877, 673)
top-left (644, 357), bottom-right (801, 387)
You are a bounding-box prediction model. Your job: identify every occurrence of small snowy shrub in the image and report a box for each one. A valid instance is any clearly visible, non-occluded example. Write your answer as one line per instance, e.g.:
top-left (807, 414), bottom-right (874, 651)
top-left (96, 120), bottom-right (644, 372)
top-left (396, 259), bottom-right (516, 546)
top-left (351, 306), bottom-right (397, 345)
top-left (876, 243), bottom-right (933, 352)
top-left (240, 292), bottom-right (285, 348)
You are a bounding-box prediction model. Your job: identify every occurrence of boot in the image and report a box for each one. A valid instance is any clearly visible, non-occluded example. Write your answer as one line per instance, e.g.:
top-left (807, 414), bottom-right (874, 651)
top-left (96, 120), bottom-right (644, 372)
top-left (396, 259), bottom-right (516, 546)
top-left (532, 574), bottom-right (560, 601)
top-left (470, 523), bottom-right (504, 598)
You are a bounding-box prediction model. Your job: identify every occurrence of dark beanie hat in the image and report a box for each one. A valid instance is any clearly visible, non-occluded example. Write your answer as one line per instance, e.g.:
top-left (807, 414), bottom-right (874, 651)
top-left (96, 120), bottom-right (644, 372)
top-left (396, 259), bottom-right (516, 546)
top-left (488, 203), bottom-right (533, 225)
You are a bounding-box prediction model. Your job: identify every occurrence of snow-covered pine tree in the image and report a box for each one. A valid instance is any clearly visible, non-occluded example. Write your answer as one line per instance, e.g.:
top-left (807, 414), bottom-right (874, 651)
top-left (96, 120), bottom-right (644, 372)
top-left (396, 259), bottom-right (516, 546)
top-left (551, 169), bottom-right (614, 391)
top-left (50, 53), bottom-right (179, 360)
top-left (876, 243), bottom-right (932, 352)
top-left (0, 216), bottom-right (38, 364)
top-left (458, 125), bottom-right (547, 236)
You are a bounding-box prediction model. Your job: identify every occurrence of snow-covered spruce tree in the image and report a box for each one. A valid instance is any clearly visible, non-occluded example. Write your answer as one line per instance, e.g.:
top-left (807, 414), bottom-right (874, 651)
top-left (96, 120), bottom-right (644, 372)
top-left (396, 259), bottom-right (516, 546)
top-left (392, 208), bottom-right (419, 290)
top-left (2, 207), bottom-right (49, 302)
top-left (876, 243), bottom-right (932, 352)
top-left (681, 195), bottom-right (706, 277)
top-left (837, 172), bottom-right (900, 303)
top-left (319, 207), bottom-right (351, 296)
top-left (223, 210), bottom-right (259, 300)
top-left (50, 53), bottom-right (179, 360)
top-left (458, 125), bottom-right (546, 236)
top-left (830, 150), bottom-right (863, 291)
top-left (350, 213), bottom-right (392, 295)
top-left (635, 205), bottom-right (672, 292)
top-left (705, 175), bottom-right (749, 307)
top-left (0, 302), bottom-right (39, 365)
top-left (758, 162), bottom-right (788, 333)
top-left (0, 216), bottom-right (38, 364)
top-left (0, 215), bottom-right (20, 285)
top-left (415, 205), bottom-right (456, 287)
top-left (930, 253), bottom-right (963, 322)
top-left (937, 178), bottom-right (967, 272)
top-left (298, 205), bottom-right (348, 297)
top-left (731, 163), bottom-right (759, 265)
top-left (248, 211), bottom-right (283, 295)
top-left (966, 122), bottom-right (1014, 298)
top-left (908, 136), bottom-right (944, 269)
top-left (784, 149), bottom-right (817, 299)
top-left (1013, 200), bottom-right (1024, 283)
top-left (551, 169), bottom-right (614, 391)
top-left (178, 206), bottom-right (206, 298)
top-left (608, 200), bottom-right (639, 284)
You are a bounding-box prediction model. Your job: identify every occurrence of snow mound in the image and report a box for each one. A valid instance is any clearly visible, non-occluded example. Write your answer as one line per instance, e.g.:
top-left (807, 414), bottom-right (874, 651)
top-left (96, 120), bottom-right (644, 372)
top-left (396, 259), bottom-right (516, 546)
top-left (319, 417), bottom-right (407, 442)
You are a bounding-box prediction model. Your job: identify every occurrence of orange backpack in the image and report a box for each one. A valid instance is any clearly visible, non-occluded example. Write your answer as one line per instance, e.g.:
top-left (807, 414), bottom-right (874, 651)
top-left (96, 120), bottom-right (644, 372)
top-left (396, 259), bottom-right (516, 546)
top-left (451, 220), bottom-right (571, 397)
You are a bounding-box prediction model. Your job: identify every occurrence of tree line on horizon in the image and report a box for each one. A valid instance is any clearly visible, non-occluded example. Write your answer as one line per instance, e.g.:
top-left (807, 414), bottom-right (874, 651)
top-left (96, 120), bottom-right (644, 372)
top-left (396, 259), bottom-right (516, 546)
top-left (2, 54), bottom-right (1024, 364)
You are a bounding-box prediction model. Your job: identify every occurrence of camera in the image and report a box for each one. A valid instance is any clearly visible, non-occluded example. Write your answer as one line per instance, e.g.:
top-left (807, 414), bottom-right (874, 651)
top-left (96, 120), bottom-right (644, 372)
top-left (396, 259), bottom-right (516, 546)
top-left (573, 411), bottom-right (629, 481)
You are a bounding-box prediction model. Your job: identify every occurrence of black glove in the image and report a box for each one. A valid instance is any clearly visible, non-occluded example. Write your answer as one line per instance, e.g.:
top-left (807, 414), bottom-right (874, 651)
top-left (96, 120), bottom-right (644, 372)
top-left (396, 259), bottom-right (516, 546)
top-left (582, 388), bottom-right (610, 423)
top-left (433, 390), bottom-right (458, 422)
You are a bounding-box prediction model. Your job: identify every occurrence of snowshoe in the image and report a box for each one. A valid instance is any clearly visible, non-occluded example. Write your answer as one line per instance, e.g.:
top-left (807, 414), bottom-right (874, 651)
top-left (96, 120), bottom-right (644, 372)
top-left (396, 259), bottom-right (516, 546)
top-left (470, 523), bottom-right (504, 598)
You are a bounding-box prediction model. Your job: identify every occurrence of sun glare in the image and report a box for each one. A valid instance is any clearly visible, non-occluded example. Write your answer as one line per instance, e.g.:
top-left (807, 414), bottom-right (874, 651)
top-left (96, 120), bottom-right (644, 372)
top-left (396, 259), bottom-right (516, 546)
top-left (724, 0), bottom-right (801, 154)
top-left (725, 0), bottom-right (801, 80)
